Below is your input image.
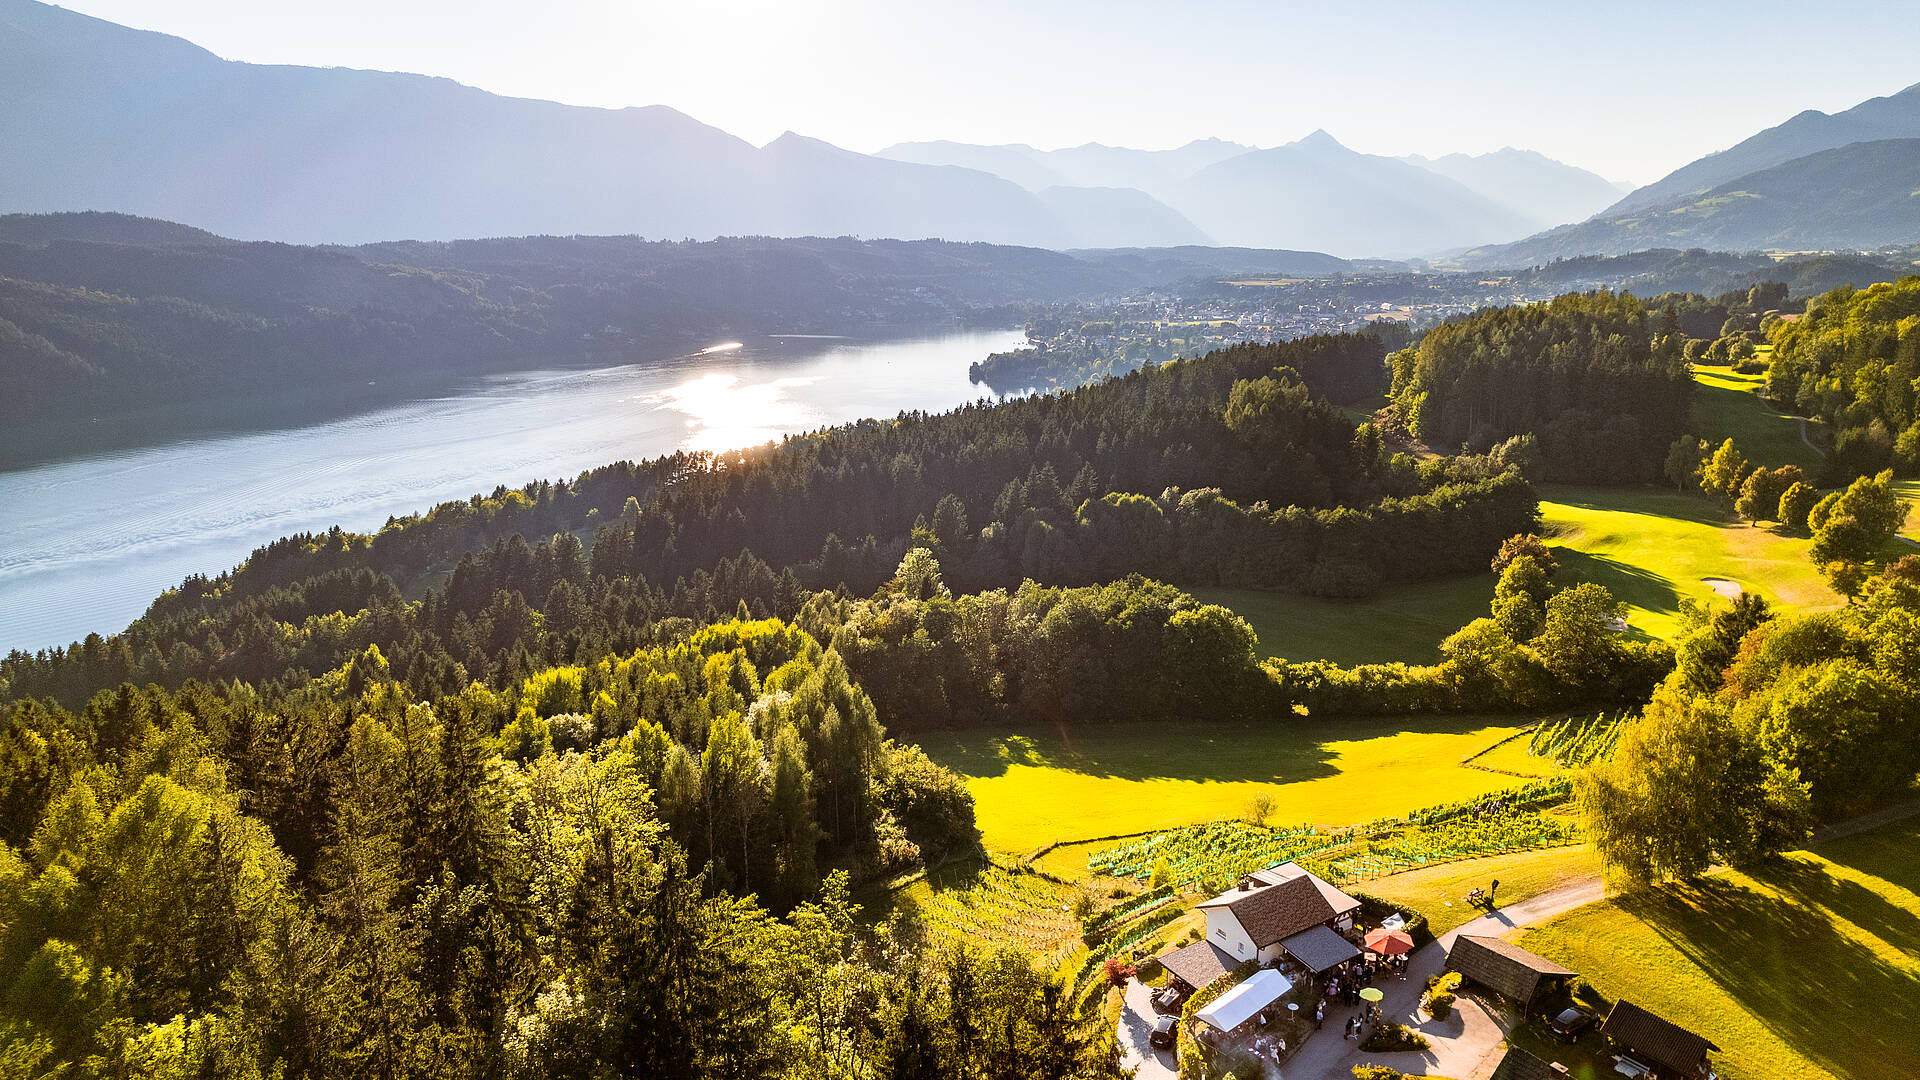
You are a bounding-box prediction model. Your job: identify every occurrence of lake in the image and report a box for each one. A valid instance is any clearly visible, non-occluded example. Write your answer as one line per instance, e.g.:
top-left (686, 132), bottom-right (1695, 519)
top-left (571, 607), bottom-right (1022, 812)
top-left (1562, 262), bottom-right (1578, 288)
top-left (0, 328), bottom-right (1027, 654)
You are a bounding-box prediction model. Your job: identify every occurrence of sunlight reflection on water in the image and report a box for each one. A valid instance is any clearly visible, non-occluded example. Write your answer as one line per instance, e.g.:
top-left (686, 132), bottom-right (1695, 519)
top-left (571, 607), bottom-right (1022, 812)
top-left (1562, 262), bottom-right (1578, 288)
top-left (649, 372), bottom-right (821, 454)
top-left (0, 329), bottom-right (1026, 653)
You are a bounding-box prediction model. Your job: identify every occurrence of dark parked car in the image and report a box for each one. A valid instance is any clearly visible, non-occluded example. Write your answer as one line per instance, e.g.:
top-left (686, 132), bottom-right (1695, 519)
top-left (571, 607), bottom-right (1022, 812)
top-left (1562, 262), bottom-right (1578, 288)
top-left (1149, 1014), bottom-right (1179, 1050)
top-left (1548, 1007), bottom-right (1594, 1041)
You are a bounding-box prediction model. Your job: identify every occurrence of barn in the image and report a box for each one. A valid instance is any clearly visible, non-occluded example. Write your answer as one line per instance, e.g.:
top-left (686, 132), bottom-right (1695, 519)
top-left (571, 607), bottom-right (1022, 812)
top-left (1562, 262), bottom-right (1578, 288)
top-left (1446, 935), bottom-right (1575, 1006)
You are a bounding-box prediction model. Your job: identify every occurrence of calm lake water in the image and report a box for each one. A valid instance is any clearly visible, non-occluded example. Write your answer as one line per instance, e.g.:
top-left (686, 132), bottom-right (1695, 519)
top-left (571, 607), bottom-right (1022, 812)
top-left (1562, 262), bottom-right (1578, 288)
top-left (0, 329), bottom-right (1026, 654)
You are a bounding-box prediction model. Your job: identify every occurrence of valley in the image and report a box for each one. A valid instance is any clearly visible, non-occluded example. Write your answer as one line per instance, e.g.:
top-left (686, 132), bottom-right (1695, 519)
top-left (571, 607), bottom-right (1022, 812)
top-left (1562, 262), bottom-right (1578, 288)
top-left (4, 5), bottom-right (1920, 1079)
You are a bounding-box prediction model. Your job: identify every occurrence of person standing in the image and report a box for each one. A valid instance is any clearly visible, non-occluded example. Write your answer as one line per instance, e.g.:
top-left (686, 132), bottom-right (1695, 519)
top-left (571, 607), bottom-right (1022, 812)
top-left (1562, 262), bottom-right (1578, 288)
top-left (1315, 1000), bottom-right (1326, 1030)
top-left (1490, 878), bottom-right (1500, 905)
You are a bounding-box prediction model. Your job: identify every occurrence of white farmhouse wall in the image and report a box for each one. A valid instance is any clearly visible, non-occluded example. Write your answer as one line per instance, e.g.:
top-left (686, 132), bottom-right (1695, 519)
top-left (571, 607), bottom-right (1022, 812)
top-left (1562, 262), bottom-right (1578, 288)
top-left (1204, 908), bottom-right (1258, 963)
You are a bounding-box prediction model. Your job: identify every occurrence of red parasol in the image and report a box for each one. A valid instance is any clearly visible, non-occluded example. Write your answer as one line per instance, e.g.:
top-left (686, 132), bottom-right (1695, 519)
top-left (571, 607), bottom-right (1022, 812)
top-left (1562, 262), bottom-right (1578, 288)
top-left (1363, 928), bottom-right (1415, 955)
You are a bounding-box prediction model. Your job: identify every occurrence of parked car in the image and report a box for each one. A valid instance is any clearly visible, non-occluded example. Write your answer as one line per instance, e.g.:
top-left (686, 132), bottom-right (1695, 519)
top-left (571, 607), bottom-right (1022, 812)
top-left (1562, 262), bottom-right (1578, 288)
top-left (1548, 1006), bottom-right (1594, 1041)
top-left (1149, 1015), bottom-right (1179, 1050)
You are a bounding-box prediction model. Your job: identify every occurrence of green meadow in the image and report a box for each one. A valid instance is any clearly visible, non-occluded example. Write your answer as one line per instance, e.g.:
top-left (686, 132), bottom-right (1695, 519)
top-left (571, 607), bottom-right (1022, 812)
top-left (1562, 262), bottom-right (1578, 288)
top-left (916, 717), bottom-right (1534, 855)
top-left (1539, 485), bottom-right (1839, 641)
top-left (1192, 578), bottom-right (1492, 665)
top-left (1691, 359), bottom-right (1825, 474)
top-left (1517, 813), bottom-right (1920, 1080)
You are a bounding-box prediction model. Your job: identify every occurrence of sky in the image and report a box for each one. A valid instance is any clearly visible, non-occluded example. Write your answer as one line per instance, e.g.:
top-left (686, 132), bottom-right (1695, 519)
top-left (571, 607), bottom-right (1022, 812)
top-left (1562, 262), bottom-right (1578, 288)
top-left (50, 0), bottom-right (1920, 185)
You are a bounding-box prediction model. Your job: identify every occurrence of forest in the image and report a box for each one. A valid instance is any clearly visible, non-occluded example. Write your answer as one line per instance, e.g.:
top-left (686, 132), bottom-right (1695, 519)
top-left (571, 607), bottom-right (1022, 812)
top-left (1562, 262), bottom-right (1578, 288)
top-left (1763, 276), bottom-right (1920, 481)
top-left (0, 292), bottom-right (1858, 1079)
top-left (1388, 290), bottom-right (1692, 482)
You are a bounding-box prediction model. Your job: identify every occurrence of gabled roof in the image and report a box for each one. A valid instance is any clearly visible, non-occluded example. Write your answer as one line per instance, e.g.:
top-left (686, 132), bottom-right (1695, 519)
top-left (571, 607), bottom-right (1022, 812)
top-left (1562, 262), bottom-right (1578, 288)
top-left (1449, 935), bottom-right (1576, 1002)
top-left (1489, 1046), bottom-right (1559, 1080)
top-left (1281, 924), bottom-right (1361, 973)
top-left (1602, 1000), bottom-right (1718, 1075)
top-left (1194, 862), bottom-right (1359, 947)
top-left (1218, 874), bottom-right (1336, 946)
top-left (1455, 935), bottom-right (1576, 976)
top-left (1157, 939), bottom-right (1238, 990)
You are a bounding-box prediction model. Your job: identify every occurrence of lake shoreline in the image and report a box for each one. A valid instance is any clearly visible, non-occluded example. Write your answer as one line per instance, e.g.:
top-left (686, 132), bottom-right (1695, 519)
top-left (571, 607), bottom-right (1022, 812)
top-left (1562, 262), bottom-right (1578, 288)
top-left (0, 328), bottom-right (1025, 655)
top-left (1, 320), bottom-right (1004, 473)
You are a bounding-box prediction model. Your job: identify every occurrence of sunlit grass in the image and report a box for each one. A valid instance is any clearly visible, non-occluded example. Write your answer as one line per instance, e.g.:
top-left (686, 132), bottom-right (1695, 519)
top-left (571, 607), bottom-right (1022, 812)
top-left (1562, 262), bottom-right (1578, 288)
top-left (1516, 815), bottom-right (1920, 1080)
top-left (1691, 361), bottom-right (1824, 473)
top-left (916, 717), bottom-right (1535, 855)
top-left (1539, 485), bottom-right (1839, 640)
top-left (1364, 843), bottom-right (1601, 935)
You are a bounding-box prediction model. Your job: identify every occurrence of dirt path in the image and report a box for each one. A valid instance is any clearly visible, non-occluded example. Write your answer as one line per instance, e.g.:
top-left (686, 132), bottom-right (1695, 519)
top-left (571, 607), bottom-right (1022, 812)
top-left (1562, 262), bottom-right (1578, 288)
top-left (1800, 416), bottom-right (1826, 458)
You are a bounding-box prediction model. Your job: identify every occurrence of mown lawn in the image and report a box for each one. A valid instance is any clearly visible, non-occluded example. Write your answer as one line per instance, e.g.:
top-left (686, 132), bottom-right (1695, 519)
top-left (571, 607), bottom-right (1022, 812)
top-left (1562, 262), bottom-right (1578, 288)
top-left (1363, 843), bottom-right (1601, 936)
top-left (1192, 578), bottom-right (1493, 665)
top-left (1539, 485), bottom-right (1839, 640)
top-left (1515, 815), bottom-right (1920, 1080)
top-left (1691, 361), bottom-right (1825, 474)
top-left (1896, 478), bottom-right (1920, 543)
top-left (916, 716), bottom-right (1534, 855)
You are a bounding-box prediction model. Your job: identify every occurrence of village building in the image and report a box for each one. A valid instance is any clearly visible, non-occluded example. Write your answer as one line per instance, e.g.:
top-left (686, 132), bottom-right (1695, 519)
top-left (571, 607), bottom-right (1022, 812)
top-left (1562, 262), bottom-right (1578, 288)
top-left (1155, 862), bottom-right (1364, 995)
top-left (1600, 1000), bottom-right (1719, 1079)
top-left (1446, 934), bottom-right (1576, 1007)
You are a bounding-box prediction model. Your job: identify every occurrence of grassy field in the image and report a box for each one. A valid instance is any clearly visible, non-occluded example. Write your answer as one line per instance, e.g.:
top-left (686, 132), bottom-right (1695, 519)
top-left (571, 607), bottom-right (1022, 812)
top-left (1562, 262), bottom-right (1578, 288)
top-left (1539, 485), bottom-right (1839, 640)
top-left (1192, 578), bottom-right (1493, 665)
top-left (916, 717), bottom-right (1535, 855)
top-left (1897, 478), bottom-right (1920, 543)
top-left (1691, 360), bottom-right (1825, 474)
top-left (1516, 814), bottom-right (1920, 1080)
top-left (1364, 843), bottom-right (1600, 936)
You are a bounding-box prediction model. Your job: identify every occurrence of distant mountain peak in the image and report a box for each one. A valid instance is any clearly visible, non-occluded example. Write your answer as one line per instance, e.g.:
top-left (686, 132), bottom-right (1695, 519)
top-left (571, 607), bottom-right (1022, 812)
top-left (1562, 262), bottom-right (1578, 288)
top-left (1294, 128), bottom-right (1346, 150)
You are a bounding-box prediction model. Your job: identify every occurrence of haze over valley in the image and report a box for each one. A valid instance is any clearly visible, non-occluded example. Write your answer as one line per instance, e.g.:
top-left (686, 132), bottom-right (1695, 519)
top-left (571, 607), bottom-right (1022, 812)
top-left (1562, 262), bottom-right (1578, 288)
top-left (3, 4), bottom-right (1920, 1080)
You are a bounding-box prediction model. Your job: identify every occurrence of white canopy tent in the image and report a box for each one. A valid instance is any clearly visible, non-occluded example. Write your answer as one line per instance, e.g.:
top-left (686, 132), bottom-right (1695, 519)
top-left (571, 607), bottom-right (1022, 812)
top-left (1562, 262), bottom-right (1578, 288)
top-left (1194, 969), bottom-right (1294, 1032)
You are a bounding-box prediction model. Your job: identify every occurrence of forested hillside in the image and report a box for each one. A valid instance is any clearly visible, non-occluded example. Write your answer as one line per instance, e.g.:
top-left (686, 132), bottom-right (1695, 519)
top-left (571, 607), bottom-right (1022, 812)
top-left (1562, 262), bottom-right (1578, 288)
top-left (1764, 275), bottom-right (1920, 479)
top-left (0, 216), bottom-right (1239, 465)
top-left (0, 303), bottom-right (1740, 1078)
top-left (1389, 291), bottom-right (1691, 482)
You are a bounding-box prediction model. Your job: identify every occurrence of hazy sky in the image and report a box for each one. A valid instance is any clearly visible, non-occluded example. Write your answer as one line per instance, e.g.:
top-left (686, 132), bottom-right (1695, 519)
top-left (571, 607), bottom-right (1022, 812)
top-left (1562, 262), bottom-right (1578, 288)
top-left (53, 0), bottom-right (1920, 184)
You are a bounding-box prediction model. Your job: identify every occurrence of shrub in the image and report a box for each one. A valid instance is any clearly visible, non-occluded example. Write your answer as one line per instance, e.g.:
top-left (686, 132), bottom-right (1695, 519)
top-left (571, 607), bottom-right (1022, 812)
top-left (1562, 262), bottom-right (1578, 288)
top-left (1353, 1067), bottom-right (1406, 1080)
top-left (1426, 990), bottom-right (1456, 1019)
top-left (1360, 1023), bottom-right (1429, 1052)
top-left (1347, 891), bottom-right (1433, 947)
top-left (1102, 958), bottom-right (1136, 987)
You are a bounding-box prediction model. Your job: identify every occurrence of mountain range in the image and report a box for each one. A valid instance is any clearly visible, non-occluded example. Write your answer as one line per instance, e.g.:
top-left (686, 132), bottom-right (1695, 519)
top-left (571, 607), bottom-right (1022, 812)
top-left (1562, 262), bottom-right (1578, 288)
top-left (1, 0), bottom-right (1624, 257)
top-left (881, 134), bottom-right (1631, 256)
top-left (1459, 83), bottom-right (1920, 265)
top-left (3, 0), bottom-right (1914, 260)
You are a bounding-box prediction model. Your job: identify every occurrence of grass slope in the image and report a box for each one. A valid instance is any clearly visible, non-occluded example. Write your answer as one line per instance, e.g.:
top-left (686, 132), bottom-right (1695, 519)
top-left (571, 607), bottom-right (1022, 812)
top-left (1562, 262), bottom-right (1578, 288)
top-left (1364, 843), bottom-right (1601, 936)
top-left (1691, 361), bottom-right (1826, 474)
top-left (1517, 815), bottom-right (1920, 1080)
top-left (1191, 579), bottom-right (1492, 665)
top-left (1540, 485), bottom-right (1839, 640)
top-left (917, 717), bottom-right (1532, 855)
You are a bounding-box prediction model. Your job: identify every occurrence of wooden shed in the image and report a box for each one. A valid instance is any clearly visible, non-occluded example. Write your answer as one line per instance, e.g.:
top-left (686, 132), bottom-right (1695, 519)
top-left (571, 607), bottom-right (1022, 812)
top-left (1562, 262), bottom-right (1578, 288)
top-left (1446, 935), bottom-right (1575, 1006)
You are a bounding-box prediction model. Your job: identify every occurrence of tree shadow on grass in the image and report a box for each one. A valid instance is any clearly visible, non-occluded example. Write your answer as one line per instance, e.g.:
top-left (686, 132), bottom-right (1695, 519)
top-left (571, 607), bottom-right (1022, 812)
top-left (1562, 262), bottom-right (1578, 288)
top-left (1541, 486), bottom-right (1739, 529)
top-left (1617, 873), bottom-right (1920, 1079)
top-left (920, 712), bottom-right (1533, 785)
top-left (1551, 548), bottom-right (1679, 639)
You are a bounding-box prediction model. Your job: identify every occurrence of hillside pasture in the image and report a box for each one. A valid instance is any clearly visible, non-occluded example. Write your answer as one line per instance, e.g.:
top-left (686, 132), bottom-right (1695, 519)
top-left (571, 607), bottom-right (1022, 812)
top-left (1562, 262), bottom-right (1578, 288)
top-left (917, 716), bottom-right (1535, 856)
top-left (1690, 361), bottom-right (1825, 473)
top-left (1516, 814), bottom-right (1920, 1080)
top-left (1539, 485), bottom-right (1839, 640)
top-left (1191, 578), bottom-right (1492, 665)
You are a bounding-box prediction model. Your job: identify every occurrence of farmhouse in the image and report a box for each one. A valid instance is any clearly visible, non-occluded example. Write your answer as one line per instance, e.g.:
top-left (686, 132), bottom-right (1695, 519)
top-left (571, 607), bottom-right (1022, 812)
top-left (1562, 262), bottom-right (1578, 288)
top-left (1600, 1000), bottom-right (1718, 1079)
top-left (1446, 934), bottom-right (1575, 1006)
top-left (1187, 862), bottom-right (1362, 971)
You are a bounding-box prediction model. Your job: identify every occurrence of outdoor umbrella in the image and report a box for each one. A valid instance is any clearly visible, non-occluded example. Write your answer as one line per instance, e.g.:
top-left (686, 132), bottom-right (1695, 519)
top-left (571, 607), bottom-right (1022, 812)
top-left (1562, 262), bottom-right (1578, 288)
top-left (1358, 987), bottom-right (1384, 1003)
top-left (1363, 928), bottom-right (1415, 956)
